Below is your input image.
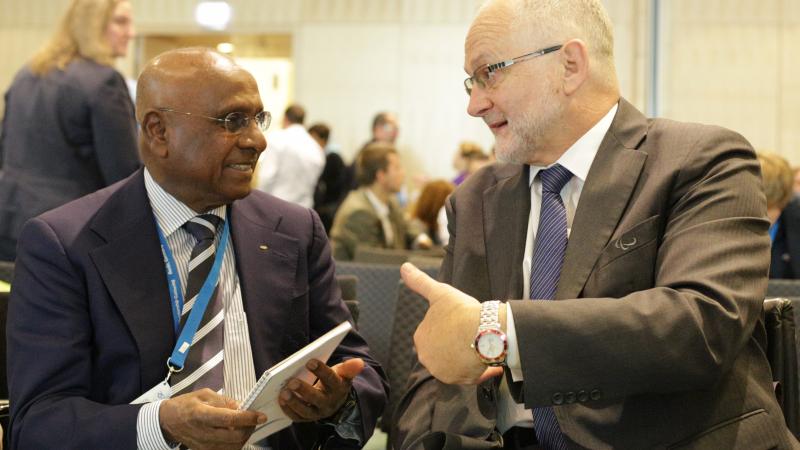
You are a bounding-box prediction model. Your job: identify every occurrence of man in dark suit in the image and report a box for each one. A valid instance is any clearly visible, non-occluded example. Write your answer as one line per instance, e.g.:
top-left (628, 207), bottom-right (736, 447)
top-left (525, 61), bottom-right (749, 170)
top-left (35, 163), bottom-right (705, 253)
top-left (7, 48), bottom-right (387, 449)
top-left (392, 0), bottom-right (796, 449)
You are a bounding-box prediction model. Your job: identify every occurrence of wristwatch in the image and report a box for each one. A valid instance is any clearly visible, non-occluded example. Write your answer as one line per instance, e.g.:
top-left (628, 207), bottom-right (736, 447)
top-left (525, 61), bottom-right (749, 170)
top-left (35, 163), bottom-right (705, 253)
top-left (472, 300), bottom-right (508, 366)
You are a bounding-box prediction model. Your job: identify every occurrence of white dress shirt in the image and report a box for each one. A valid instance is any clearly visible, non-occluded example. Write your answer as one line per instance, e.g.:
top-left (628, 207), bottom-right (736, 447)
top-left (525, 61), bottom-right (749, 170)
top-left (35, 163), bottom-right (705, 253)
top-left (497, 103), bottom-right (618, 433)
top-left (137, 169), bottom-right (261, 449)
top-left (256, 124), bottom-right (325, 208)
top-left (364, 188), bottom-right (396, 246)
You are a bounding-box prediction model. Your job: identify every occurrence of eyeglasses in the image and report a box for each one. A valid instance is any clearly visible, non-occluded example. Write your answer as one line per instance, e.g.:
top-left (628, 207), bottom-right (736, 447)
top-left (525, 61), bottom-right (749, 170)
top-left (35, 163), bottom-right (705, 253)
top-left (464, 44), bottom-right (562, 96)
top-left (158, 108), bottom-right (271, 133)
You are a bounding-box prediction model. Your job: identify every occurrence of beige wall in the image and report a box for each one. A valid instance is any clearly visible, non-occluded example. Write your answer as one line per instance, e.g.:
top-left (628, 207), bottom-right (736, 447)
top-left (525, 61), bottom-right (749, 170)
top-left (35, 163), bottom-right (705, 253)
top-left (16, 1), bottom-right (784, 180)
top-left (661, 0), bottom-right (800, 163)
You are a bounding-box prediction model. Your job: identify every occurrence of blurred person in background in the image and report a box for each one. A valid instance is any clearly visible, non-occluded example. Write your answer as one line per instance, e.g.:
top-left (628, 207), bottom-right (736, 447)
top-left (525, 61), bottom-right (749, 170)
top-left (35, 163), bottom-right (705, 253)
top-left (792, 166), bottom-right (800, 195)
top-left (254, 104), bottom-right (324, 208)
top-left (409, 179), bottom-right (455, 247)
top-left (345, 111), bottom-right (401, 191)
top-left (0, 0), bottom-right (140, 262)
top-left (331, 142), bottom-right (430, 260)
top-left (367, 111), bottom-right (399, 146)
top-left (311, 123), bottom-right (349, 232)
top-left (452, 141), bottom-right (486, 186)
top-left (758, 152), bottom-right (800, 279)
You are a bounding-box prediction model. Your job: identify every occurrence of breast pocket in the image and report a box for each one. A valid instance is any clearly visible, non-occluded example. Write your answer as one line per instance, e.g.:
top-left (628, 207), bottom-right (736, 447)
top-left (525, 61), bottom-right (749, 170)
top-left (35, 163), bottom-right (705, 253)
top-left (585, 215), bottom-right (661, 298)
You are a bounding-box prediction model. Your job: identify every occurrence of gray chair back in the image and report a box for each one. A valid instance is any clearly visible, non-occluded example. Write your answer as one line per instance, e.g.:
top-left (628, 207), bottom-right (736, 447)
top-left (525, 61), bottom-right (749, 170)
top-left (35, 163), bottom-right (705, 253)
top-left (767, 279), bottom-right (800, 298)
top-left (353, 246), bottom-right (410, 265)
top-left (764, 298), bottom-right (800, 437)
top-left (383, 280), bottom-right (429, 432)
top-left (335, 262), bottom-right (404, 368)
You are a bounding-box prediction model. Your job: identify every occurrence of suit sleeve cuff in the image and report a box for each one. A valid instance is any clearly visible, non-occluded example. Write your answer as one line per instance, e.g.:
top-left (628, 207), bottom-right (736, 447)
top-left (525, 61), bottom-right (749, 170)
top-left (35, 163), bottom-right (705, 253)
top-left (137, 400), bottom-right (178, 450)
top-left (506, 302), bottom-right (524, 381)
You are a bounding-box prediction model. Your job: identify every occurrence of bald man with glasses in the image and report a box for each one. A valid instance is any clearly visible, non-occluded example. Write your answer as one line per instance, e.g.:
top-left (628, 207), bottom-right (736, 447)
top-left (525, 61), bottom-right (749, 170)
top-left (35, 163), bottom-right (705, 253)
top-left (7, 48), bottom-right (387, 450)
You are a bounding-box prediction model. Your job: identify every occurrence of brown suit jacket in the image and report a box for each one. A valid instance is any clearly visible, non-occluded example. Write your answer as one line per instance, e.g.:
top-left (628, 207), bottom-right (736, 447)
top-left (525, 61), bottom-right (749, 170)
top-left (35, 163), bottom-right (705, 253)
top-left (330, 187), bottom-right (413, 260)
top-left (393, 99), bottom-right (798, 449)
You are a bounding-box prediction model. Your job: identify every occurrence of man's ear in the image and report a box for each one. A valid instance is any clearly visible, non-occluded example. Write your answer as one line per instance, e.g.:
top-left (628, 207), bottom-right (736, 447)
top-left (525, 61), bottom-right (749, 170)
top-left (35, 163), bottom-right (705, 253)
top-left (140, 110), bottom-right (169, 157)
top-left (560, 39), bottom-right (589, 96)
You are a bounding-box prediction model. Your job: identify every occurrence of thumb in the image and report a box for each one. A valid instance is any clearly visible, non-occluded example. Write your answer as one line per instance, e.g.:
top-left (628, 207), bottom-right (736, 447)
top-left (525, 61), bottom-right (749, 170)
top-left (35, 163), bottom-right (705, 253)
top-left (332, 357), bottom-right (365, 381)
top-left (400, 262), bottom-right (438, 304)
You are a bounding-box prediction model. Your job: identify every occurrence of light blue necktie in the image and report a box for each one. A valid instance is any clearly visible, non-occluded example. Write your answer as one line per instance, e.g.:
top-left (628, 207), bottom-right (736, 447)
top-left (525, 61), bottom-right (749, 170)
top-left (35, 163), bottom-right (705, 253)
top-left (529, 164), bottom-right (572, 450)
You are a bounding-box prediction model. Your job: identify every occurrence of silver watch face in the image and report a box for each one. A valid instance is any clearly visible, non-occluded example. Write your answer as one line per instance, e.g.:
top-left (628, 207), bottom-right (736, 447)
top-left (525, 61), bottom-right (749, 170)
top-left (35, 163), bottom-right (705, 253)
top-left (477, 331), bottom-right (505, 358)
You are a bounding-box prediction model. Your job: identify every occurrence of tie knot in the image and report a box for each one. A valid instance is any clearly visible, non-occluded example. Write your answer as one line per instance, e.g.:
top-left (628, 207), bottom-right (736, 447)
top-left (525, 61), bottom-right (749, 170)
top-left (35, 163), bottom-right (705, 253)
top-left (183, 214), bottom-right (222, 243)
top-left (540, 164), bottom-right (572, 194)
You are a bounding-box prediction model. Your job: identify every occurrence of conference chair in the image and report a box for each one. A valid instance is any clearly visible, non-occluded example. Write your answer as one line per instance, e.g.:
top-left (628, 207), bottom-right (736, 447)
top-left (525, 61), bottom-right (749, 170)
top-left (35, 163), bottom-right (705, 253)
top-left (764, 297), bottom-right (800, 437)
top-left (382, 280), bottom-right (430, 436)
top-left (335, 274), bottom-right (360, 328)
top-left (353, 246), bottom-right (410, 265)
top-left (335, 262), bottom-right (403, 368)
top-left (767, 279), bottom-right (800, 299)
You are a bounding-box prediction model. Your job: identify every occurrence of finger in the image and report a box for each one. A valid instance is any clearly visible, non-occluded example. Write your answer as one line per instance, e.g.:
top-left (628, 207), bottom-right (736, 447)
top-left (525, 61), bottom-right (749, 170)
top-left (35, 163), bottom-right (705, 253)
top-left (285, 378), bottom-right (327, 409)
top-left (202, 406), bottom-right (266, 429)
top-left (476, 366), bottom-right (504, 384)
top-left (279, 389), bottom-right (320, 421)
top-left (328, 358), bottom-right (364, 382)
top-left (400, 263), bottom-right (438, 302)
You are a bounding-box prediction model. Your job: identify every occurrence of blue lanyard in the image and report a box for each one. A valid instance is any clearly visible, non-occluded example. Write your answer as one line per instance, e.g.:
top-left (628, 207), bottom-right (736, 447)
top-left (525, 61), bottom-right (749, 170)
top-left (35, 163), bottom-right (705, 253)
top-left (155, 215), bottom-right (230, 373)
top-left (769, 218), bottom-right (781, 242)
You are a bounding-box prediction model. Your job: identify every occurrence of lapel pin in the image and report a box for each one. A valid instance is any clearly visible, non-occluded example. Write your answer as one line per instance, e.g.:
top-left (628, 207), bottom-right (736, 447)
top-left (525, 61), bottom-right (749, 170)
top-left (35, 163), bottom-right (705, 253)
top-left (614, 237), bottom-right (637, 251)
top-left (259, 244), bottom-right (269, 252)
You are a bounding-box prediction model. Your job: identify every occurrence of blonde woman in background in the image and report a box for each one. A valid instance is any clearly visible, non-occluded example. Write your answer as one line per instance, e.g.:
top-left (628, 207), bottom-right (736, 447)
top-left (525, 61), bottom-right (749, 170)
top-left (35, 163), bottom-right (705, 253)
top-left (758, 152), bottom-right (800, 278)
top-left (0, 0), bottom-right (139, 261)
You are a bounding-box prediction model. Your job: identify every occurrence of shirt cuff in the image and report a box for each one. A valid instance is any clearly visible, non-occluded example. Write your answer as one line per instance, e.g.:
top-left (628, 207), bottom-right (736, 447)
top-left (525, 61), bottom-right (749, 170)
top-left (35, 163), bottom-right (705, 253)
top-left (506, 302), bottom-right (524, 382)
top-left (327, 389), bottom-right (364, 444)
top-left (136, 400), bottom-right (178, 450)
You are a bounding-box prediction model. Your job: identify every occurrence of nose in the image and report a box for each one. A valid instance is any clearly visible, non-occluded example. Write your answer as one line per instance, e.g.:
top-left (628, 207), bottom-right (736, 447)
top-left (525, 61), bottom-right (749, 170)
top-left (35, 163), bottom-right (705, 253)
top-left (466, 87), bottom-right (492, 118)
top-left (240, 121), bottom-right (267, 153)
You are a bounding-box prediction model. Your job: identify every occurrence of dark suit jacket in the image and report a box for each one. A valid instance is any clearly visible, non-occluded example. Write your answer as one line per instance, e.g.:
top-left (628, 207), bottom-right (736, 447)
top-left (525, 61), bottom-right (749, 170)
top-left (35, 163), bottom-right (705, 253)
top-left (393, 99), bottom-right (797, 449)
top-left (0, 59), bottom-right (140, 260)
top-left (7, 170), bottom-right (388, 449)
top-left (770, 196), bottom-right (800, 279)
top-left (314, 152), bottom-right (350, 232)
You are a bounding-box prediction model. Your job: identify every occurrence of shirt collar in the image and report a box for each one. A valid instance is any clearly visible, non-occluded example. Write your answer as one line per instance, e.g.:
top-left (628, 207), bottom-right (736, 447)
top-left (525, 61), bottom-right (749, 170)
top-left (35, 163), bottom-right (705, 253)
top-left (529, 103), bottom-right (618, 186)
top-left (364, 188), bottom-right (390, 218)
top-left (144, 168), bottom-right (227, 237)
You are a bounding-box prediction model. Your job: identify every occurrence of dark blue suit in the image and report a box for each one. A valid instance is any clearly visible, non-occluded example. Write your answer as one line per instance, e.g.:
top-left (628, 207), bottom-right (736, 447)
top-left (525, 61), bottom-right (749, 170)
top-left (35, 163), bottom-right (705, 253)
top-left (770, 196), bottom-right (800, 279)
top-left (0, 59), bottom-right (140, 260)
top-left (7, 169), bottom-right (387, 449)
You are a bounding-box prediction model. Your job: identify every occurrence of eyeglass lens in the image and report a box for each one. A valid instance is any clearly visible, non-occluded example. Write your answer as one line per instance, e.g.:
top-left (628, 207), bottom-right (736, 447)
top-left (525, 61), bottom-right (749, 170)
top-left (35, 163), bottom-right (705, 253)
top-left (224, 111), bottom-right (271, 133)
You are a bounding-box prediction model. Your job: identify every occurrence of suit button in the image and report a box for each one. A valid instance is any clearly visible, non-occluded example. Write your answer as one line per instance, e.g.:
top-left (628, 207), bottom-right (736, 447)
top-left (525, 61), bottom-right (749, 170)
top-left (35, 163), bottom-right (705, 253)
top-left (565, 391), bottom-right (576, 404)
top-left (590, 389), bottom-right (602, 401)
top-left (577, 390), bottom-right (588, 402)
top-left (552, 392), bottom-right (564, 405)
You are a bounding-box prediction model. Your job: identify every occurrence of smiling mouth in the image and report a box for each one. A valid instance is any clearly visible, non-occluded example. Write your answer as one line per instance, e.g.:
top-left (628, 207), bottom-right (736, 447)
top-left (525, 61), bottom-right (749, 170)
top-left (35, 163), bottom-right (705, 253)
top-left (226, 161), bottom-right (256, 172)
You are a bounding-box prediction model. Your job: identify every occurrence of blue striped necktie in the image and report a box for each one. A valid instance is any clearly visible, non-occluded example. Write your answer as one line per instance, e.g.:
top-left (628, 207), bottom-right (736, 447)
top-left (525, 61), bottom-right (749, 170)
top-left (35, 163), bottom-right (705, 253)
top-left (529, 164), bottom-right (572, 450)
top-left (170, 214), bottom-right (226, 395)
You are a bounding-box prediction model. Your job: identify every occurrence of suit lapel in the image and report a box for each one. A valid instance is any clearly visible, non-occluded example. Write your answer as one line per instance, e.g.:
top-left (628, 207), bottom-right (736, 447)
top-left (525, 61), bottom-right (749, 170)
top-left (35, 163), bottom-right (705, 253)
top-left (231, 196), bottom-right (300, 374)
top-left (89, 170), bottom-right (175, 387)
top-left (484, 164), bottom-right (530, 300)
top-left (557, 99), bottom-right (649, 299)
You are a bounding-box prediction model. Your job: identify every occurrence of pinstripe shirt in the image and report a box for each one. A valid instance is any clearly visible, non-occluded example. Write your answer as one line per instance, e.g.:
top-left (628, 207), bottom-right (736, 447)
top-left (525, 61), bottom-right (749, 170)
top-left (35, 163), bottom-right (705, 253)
top-left (137, 169), bottom-right (261, 450)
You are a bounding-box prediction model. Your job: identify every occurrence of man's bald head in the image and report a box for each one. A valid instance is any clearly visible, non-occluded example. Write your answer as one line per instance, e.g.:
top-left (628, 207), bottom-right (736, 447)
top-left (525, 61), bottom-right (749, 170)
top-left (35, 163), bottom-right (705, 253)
top-left (134, 47), bottom-right (267, 212)
top-left (135, 47), bottom-right (243, 123)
